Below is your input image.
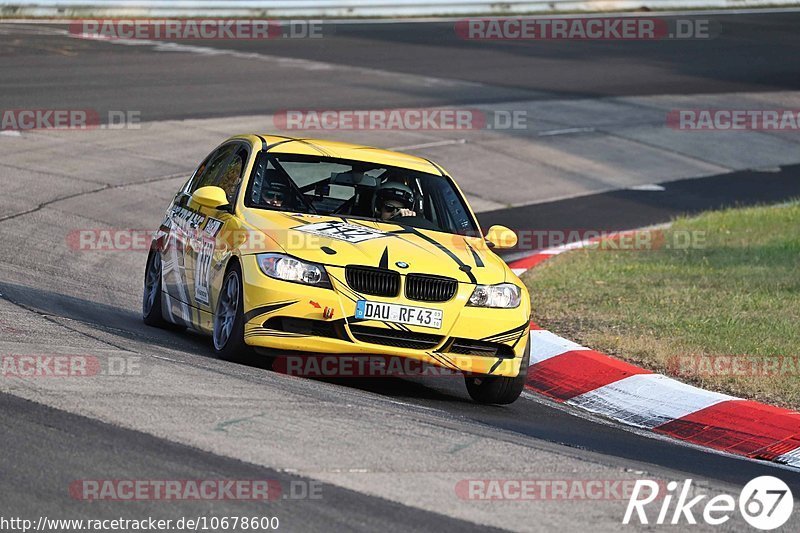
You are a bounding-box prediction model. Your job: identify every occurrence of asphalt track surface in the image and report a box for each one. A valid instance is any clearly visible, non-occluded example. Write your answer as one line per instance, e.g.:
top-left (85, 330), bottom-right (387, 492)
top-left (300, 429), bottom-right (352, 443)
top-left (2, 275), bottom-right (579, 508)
top-left (0, 12), bottom-right (799, 121)
top-left (2, 11), bottom-right (800, 532)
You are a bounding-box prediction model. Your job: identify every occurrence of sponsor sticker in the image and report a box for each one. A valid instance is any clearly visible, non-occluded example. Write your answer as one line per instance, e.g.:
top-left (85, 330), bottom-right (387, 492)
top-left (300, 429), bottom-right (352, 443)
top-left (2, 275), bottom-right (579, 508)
top-left (292, 221), bottom-right (388, 243)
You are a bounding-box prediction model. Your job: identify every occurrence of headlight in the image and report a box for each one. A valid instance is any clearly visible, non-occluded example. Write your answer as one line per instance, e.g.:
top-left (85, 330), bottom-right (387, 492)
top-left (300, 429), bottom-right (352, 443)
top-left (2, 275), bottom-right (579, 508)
top-left (256, 253), bottom-right (331, 288)
top-left (467, 283), bottom-right (521, 308)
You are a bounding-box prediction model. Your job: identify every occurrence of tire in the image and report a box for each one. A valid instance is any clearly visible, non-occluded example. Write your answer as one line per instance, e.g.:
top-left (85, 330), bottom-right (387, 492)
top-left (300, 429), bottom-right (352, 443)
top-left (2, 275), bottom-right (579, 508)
top-left (213, 263), bottom-right (253, 362)
top-left (142, 250), bottom-right (169, 327)
top-left (465, 336), bottom-right (530, 405)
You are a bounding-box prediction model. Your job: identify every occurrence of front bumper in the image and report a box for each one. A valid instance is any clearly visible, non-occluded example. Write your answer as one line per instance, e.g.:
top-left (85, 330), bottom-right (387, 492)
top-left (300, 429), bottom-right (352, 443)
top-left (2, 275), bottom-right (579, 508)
top-left (240, 256), bottom-right (529, 377)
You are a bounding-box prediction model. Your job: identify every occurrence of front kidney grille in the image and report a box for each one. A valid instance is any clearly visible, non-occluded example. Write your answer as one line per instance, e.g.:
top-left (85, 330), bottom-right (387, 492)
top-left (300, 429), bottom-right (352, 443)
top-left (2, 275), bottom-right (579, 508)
top-left (405, 274), bottom-right (458, 302)
top-left (345, 266), bottom-right (400, 297)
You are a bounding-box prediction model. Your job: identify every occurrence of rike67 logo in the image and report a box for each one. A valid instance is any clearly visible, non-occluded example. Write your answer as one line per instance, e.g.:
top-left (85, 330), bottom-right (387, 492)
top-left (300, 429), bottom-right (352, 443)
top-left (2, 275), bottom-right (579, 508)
top-left (624, 476), bottom-right (793, 529)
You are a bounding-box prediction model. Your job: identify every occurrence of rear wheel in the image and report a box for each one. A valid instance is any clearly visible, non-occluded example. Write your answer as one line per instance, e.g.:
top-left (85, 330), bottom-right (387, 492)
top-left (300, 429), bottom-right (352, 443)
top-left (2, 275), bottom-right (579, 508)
top-left (465, 336), bottom-right (530, 405)
top-left (142, 250), bottom-right (169, 327)
top-left (213, 264), bottom-right (253, 362)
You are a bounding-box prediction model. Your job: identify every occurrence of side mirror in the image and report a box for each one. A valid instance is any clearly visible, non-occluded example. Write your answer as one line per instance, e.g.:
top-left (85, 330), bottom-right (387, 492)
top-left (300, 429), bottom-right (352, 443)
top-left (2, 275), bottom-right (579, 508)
top-left (485, 225), bottom-right (518, 249)
top-left (191, 186), bottom-right (231, 211)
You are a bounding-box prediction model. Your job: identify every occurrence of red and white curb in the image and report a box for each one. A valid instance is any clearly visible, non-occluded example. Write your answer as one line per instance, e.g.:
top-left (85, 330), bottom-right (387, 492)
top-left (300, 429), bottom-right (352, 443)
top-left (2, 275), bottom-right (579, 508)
top-left (510, 235), bottom-right (800, 470)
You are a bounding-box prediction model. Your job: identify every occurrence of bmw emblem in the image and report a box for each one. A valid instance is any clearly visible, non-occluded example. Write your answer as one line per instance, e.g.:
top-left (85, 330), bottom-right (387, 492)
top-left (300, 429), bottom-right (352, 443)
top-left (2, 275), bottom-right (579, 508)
top-left (395, 261), bottom-right (409, 269)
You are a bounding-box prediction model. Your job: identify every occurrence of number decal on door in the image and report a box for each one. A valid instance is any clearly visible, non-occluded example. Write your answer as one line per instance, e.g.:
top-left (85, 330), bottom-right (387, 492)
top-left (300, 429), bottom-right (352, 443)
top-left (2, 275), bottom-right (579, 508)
top-left (195, 238), bottom-right (214, 306)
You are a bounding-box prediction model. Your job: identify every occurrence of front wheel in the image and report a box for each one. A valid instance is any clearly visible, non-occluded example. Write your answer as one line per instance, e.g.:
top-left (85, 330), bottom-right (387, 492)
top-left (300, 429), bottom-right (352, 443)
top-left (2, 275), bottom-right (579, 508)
top-left (142, 250), bottom-right (169, 327)
top-left (465, 336), bottom-right (530, 405)
top-left (213, 264), bottom-right (253, 362)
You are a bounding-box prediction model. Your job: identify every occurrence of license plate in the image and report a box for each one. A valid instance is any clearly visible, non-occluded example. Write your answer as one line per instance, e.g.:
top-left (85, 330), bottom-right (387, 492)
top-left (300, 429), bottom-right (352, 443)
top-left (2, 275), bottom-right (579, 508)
top-left (355, 300), bottom-right (443, 329)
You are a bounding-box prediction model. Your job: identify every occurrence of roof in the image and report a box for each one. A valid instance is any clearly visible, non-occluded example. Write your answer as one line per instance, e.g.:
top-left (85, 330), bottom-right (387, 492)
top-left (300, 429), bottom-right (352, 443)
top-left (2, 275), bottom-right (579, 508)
top-left (240, 134), bottom-right (445, 175)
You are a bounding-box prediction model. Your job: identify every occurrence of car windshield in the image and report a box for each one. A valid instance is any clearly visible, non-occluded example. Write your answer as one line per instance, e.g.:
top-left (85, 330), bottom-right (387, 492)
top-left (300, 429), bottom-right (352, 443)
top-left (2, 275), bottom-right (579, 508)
top-left (245, 152), bottom-right (479, 236)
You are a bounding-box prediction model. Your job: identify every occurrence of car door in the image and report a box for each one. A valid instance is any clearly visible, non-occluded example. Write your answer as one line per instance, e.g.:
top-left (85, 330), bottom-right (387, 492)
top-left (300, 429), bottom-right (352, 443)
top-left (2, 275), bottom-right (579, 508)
top-left (162, 144), bottom-right (236, 322)
top-left (184, 141), bottom-right (250, 320)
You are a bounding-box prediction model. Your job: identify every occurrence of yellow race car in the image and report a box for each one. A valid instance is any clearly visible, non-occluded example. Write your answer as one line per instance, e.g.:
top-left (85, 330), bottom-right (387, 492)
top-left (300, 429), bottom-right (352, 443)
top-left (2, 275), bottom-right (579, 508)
top-left (143, 135), bottom-right (530, 404)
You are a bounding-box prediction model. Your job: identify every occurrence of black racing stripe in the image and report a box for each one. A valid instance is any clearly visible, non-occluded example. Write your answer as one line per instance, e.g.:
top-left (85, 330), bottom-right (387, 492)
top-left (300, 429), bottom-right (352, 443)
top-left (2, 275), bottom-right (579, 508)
top-left (435, 353), bottom-right (456, 367)
top-left (488, 358), bottom-right (504, 374)
top-left (466, 241), bottom-right (484, 267)
top-left (243, 300), bottom-right (298, 323)
top-left (328, 273), bottom-right (364, 303)
top-left (423, 158), bottom-right (446, 177)
top-left (428, 351), bottom-right (458, 370)
top-left (402, 226), bottom-right (477, 284)
top-left (247, 332), bottom-right (305, 337)
top-left (481, 333), bottom-right (523, 344)
top-left (483, 334), bottom-right (519, 345)
top-left (263, 138), bottom-right (296, 152)
top-left (245, 333), bottom-right (306, 338)
top-left (294, 138), bottom-right (331, 157)
top-left (480, 322), bottom-right (529, 342)
top-left (244, 327), bottom-right (307, 337)
top-left (379, 246), bottom-right (389, 270)
top-left (510, 328), bottom-right (527, 349)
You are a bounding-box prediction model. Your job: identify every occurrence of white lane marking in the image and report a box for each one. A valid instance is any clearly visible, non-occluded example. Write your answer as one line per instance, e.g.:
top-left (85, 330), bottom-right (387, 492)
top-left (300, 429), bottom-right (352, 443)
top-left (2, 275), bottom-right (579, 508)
top-left (776, 448), bottom-right (800, 468)
top-left (529, 329), bottom-right (588, 364)
top-left (567, 373), bottom-right (737, 430)
top-left (628, 184), bottom-right (666, 191)
top-left (0, 130), bottom-right (22, 137)
top-left (72, 35), bottom-right (486, 88)
top-left (538, 127), bottom-right (595, 137)
top-left (389, 138), bottom-right (466, 151)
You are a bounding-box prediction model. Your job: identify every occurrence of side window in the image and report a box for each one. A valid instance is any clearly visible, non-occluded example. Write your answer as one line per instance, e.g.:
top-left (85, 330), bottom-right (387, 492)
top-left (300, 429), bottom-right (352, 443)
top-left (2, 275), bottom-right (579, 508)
top-left (247, 154), bottom-right (301, 210)
top-left (215, 145), bottom-right (248, 203)
top-left (190, 144), bottom-right (237, 193)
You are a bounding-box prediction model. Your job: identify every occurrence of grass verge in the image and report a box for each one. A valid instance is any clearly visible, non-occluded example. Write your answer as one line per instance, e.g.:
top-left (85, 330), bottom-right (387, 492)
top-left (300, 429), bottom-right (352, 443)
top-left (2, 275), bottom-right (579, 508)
top-left (522, 201), bottom-right (800, 409)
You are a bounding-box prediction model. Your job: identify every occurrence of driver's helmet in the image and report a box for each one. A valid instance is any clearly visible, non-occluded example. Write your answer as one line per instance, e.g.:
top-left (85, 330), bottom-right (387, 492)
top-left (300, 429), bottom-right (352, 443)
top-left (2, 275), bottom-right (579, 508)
top-left (261, 181), bottom-right (288, 206)
top-left (374, 181), bottom-right (414, 214)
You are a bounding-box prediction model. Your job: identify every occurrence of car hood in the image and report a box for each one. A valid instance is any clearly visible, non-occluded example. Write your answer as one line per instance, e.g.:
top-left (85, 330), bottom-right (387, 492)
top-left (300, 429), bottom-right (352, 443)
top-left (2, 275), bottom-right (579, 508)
top-left (242, 211), bottom-right (509, 285)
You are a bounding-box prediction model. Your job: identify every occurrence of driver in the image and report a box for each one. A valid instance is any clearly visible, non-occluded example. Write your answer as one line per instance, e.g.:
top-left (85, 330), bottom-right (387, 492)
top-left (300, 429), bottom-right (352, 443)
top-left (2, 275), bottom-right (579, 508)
top-left (261, 182), bottom-right (286, 208)
top-left (375, 182), bottom-right (416, 221)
